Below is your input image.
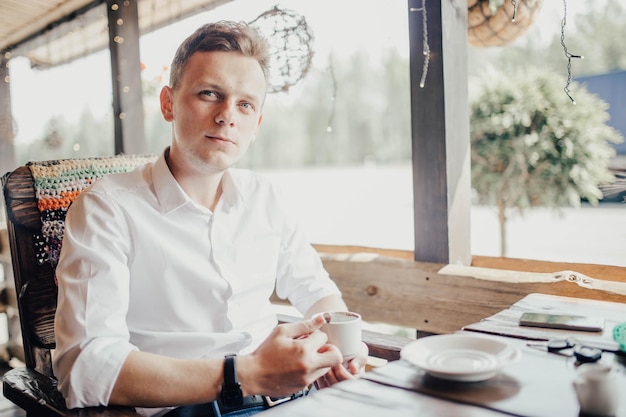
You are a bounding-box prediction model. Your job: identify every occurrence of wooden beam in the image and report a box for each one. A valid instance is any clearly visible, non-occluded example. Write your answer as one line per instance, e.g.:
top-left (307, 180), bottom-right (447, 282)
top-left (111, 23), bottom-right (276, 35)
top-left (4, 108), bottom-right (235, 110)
top-left (408, 0), bottom-right (471, 265)
top-left (107, 0), bottom-right (146, 155)
top-left (0, 54), bottom-right (16, 176)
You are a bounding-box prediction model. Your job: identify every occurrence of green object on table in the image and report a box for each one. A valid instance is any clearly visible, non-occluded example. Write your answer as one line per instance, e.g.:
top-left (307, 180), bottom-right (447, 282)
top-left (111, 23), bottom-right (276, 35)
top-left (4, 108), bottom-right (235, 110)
top-left (614, 322), bottom-right (626, 351)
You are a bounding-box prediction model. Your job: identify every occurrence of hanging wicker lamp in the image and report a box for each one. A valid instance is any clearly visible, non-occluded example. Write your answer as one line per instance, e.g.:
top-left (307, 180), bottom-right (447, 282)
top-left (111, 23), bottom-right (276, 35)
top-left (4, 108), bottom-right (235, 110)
top-left (249, 6), bottom-right (314, 93)
top-left (468, 0), bottom-right (544, 47)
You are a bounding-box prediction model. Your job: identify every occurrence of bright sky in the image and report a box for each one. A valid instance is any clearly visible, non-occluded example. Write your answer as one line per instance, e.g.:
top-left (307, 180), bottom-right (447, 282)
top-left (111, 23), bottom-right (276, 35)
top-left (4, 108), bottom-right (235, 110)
top-left (8, 0), bottom-right (592, 145)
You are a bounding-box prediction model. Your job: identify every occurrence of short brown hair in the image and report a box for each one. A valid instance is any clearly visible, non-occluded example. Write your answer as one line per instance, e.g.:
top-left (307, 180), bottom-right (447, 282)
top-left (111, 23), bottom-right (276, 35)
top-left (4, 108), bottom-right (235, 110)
top-left (169, 21), bottom-right (270, 89)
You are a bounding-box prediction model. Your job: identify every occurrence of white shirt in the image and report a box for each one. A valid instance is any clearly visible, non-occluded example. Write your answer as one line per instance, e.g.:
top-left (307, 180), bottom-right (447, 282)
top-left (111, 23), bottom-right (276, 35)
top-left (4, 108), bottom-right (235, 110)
top-left (52, 150), bottom-right (341, 415)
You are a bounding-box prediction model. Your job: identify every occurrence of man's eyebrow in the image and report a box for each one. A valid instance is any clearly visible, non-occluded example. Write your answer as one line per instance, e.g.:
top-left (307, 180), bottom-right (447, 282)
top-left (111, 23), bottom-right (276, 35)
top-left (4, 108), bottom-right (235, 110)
top-left (194, 81), bottom-right (221, 91)
top-left (194, 81), bottom-right (263, 106)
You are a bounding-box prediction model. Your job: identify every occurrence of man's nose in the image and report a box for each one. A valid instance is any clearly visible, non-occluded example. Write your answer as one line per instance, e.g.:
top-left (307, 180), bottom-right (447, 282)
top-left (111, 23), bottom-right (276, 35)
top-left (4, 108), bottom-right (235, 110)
top-left (214, 102), bottom-right (235, 126)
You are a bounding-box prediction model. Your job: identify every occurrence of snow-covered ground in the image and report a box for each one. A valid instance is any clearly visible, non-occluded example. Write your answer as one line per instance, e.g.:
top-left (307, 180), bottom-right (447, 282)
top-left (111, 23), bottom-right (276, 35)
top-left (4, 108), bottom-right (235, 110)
top-left (260, 164), bottom-right (626, 268)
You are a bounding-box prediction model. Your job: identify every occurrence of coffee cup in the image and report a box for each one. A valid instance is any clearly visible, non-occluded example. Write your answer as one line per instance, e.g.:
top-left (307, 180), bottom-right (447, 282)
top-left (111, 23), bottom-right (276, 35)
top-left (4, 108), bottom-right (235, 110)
top-left (573, 363), bottom-right (619, 416)
top-left (318, 311), bottom-right (362, 360)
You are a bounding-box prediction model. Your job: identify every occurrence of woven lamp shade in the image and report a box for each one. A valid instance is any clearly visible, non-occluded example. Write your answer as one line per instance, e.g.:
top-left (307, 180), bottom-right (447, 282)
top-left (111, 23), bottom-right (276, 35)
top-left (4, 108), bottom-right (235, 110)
top-left (468, 0), bottom-right (544, 47)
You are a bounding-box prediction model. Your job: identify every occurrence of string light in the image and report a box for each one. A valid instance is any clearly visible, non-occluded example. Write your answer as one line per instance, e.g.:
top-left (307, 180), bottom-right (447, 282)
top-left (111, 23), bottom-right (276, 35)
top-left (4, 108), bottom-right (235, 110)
top-left (560, 0), bottom-right (583, 104)
top-left (410, 0), bottom-right (429, 88)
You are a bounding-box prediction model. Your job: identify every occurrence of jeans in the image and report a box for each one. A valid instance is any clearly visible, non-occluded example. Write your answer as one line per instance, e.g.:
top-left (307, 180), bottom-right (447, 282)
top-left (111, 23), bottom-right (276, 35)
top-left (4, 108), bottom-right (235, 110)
top-left (221, 405), bottom-right (265, 417)
top-left (163, 401), bottom-right (265, 417)
top-left (164, 388), bottom-right (312, 417)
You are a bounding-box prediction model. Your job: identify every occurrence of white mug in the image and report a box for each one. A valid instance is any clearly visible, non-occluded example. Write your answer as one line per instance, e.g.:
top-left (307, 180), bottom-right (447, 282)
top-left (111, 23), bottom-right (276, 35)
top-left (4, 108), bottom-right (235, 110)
top-left (318, 311), bottom-right (362, 360)
top-left (573, 363), bottom-right (619, 416)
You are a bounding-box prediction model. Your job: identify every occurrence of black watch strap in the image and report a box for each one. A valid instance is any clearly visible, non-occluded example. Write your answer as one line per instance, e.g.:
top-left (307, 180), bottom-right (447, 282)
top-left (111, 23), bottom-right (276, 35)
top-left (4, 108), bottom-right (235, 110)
top-left (220, 354), bottom-right (243, 407)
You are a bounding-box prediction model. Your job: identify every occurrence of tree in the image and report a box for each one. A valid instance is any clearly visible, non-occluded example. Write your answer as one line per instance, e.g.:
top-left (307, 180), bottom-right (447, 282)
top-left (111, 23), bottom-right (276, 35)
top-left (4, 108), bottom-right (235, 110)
top-left (239, 49), bottom-right (413, 169)
top-left (70, 108), bottom-right (114, 157)
top-left (470, 68), bottom-right (623, 256)
top-left (16, 109), bottom-right (114, 164)
top-left (560, 0), bottom-right (626, 75)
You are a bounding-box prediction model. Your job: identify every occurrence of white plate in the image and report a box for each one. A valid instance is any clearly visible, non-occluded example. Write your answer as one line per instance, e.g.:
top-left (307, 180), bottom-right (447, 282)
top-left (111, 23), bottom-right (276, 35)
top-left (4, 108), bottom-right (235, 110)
top-left (400, 333), bottom-right (522, 382)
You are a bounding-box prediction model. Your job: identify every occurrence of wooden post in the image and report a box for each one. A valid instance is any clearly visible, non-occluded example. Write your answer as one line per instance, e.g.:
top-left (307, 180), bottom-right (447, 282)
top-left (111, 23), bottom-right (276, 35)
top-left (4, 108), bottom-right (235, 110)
top-left (107, 0), bottom-right (146, 155)
top-left (408, 0), bottom-right (472, 265)
top-left (0, 53), bottom-right (16, 176)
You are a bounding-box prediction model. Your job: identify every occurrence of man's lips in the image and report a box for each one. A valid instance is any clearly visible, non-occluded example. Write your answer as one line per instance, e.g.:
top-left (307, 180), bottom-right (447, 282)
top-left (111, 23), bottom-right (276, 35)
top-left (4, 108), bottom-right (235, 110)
top-left (205, 135), bottom-right (234, 144)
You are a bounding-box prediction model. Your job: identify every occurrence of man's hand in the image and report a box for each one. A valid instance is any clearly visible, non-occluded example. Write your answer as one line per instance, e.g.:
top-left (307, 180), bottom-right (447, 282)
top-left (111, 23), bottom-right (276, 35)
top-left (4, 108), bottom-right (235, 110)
top-left (238, 314), bottom-right (343, 397)
top-left (313, 342), bottom-right (369, 389)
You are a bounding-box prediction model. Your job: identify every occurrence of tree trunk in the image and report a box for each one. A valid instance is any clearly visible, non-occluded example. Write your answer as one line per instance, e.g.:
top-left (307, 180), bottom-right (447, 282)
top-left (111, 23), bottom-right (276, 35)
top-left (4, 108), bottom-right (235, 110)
top-left (497, 199), bottom-right (507, 257)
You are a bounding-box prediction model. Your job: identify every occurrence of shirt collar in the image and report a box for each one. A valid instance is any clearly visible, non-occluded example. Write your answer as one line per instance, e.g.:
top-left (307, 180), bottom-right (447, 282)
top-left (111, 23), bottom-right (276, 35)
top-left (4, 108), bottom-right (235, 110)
top-left (152, 148), bottom-right (244, 214)
top-left (219, 169), bottom-right (244, 212)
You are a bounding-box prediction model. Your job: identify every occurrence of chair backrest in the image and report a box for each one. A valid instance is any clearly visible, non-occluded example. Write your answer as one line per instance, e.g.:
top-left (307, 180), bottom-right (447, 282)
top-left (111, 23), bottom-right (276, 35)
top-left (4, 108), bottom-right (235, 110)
top-left (1, 155), bottom-right (156, 377)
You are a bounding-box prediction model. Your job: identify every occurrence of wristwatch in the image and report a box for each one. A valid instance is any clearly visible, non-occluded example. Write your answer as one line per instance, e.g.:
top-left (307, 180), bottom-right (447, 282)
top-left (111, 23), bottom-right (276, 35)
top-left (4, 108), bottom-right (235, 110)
top-left (220, 354), bottom-right (244, 407)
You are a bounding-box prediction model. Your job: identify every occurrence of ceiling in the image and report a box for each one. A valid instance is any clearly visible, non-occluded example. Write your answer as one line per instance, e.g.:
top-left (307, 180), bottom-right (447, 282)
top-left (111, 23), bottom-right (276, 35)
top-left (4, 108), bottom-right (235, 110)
top-left (0, 0), bottom-right (95, 53)
top-left (0, 0), bottom-right (232, 67)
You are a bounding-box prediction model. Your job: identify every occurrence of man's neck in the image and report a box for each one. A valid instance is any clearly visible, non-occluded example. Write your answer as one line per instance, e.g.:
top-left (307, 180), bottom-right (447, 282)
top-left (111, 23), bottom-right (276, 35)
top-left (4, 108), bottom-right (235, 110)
top-left (165, 148), bottom-right (225, 211)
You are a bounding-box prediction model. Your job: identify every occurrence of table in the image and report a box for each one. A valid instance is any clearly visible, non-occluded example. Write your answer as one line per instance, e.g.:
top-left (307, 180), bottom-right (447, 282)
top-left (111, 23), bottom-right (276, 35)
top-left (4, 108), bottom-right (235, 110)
top-left (463, 292), bottom-right (625, 349)
top-left (261, 293), bottom-right (626, 417)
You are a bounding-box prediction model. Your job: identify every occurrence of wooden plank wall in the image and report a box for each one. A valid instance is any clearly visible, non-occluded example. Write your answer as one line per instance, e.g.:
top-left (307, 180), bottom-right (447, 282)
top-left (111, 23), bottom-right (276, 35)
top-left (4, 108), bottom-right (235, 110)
top-left (302, 244), bottom-right (626, 335)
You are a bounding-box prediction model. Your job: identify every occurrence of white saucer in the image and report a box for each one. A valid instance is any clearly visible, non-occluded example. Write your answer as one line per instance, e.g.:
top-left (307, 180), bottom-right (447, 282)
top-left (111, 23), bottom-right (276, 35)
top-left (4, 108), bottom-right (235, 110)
top-left (400, 333), bottom-right (522, 382)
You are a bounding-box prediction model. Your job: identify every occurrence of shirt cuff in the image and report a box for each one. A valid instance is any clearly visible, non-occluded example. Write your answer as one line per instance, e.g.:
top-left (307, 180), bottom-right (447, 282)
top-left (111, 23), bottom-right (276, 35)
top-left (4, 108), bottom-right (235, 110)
top-left (63, 338), bottom-right (138, 408)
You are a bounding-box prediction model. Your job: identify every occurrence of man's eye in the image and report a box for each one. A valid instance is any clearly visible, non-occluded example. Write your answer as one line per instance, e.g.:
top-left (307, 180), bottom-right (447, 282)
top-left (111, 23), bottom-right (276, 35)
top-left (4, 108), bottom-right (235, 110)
top-left (200, 90), bottom-right (216, 98)
top-left (240, 102), bottom-right (253, 110)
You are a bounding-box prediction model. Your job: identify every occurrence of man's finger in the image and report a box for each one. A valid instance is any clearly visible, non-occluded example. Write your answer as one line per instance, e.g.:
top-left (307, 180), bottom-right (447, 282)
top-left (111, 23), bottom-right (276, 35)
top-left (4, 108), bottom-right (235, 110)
top-left (316, 343), bottom-right (343, 368)
top-left (278, 315), bottom-right (326, 340)
top-left (348, 357), bottom-right (366, 375)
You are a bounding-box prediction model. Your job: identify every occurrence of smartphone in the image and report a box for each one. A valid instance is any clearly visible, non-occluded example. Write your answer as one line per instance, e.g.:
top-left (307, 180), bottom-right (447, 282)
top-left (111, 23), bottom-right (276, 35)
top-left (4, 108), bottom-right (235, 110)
top-left (518, 312), bottom-right (605, 332)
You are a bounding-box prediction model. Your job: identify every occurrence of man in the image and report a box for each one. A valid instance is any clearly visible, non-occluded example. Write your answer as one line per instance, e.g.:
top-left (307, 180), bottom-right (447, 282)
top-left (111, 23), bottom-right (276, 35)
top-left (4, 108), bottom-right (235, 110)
top-left (53, 21), bottom-right (367, 417)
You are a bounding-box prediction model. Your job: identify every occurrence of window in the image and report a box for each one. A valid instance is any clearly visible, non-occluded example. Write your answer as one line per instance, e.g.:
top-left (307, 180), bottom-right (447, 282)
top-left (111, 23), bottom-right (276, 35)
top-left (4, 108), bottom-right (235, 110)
top-left (10, 51), bottom-right (114, 162)
top-left (9, 0), bottom-right (625, 267)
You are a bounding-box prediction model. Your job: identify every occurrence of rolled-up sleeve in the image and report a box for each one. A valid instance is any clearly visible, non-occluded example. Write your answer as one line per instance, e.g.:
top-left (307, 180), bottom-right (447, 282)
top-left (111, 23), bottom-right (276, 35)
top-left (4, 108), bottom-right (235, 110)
top-left (273, 193), bottom-right (341, 314)
top-left (53, 190), bottom-right (138, 408)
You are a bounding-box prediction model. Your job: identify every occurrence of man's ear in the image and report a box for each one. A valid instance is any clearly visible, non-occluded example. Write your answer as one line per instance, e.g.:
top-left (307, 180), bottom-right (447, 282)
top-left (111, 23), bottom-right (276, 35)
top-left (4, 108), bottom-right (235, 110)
top-left (160, 86), bottom-right (174, 122)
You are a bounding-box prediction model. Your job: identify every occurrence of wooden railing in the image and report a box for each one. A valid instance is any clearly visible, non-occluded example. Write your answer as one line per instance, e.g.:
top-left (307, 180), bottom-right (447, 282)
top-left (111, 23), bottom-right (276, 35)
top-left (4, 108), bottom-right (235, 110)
top-left (303, 244), bottom-right (626, 335)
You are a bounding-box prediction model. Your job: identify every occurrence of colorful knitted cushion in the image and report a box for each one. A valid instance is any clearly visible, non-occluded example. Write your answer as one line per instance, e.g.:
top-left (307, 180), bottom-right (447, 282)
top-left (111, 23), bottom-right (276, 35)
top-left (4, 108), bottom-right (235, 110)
top-left (29, 154), bottom-right (157, 269)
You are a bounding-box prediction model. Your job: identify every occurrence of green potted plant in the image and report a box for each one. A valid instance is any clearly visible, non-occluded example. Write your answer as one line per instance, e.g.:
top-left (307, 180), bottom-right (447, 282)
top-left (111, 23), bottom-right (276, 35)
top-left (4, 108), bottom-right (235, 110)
top-left (470, 67), bottom-right (624, 256)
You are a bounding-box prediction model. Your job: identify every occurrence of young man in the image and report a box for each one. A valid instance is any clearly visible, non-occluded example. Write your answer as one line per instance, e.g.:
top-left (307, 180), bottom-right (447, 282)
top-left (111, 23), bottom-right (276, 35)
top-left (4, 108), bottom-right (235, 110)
top-left (53, 21), bottom-right (367, 417)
